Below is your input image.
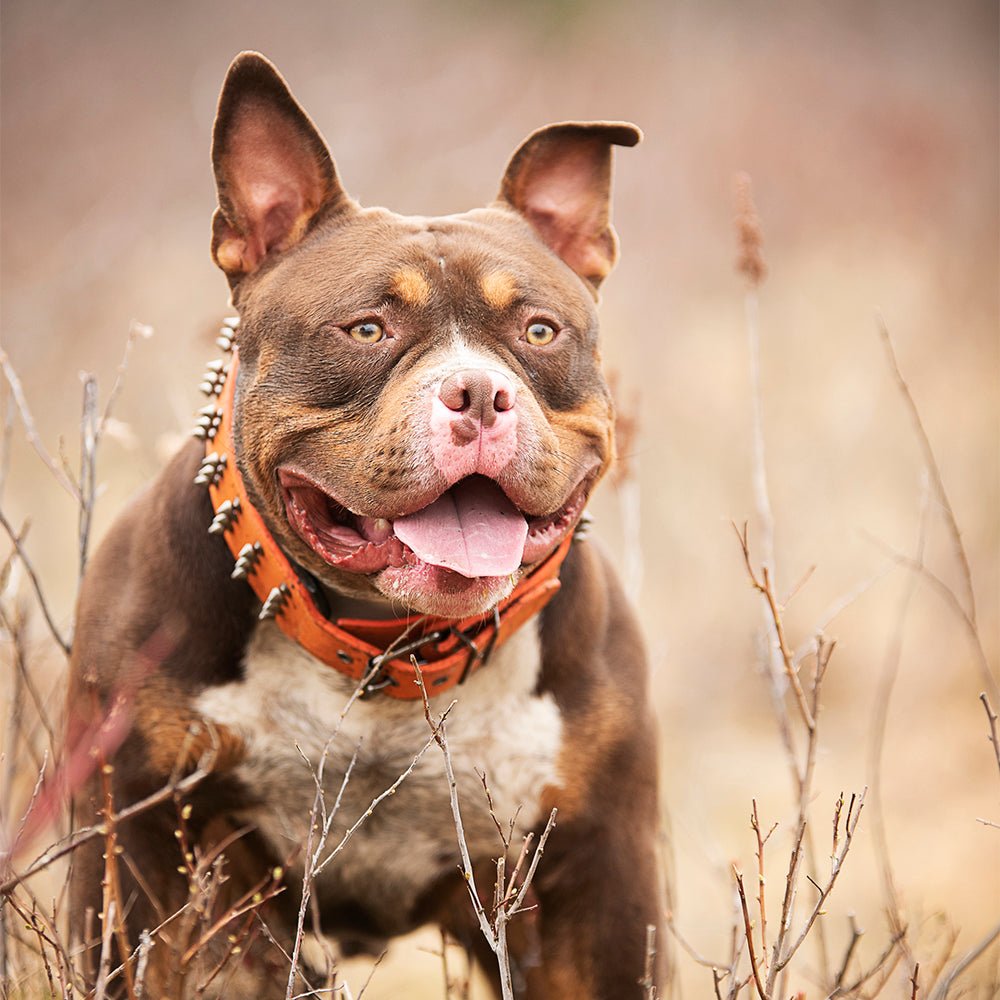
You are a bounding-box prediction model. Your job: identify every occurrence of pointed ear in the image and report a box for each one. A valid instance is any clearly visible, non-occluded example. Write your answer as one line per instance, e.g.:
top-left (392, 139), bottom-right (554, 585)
top-left (211, 52), bottom-right (351, 283)
top-left (498, 121), bottom-right (641, 291)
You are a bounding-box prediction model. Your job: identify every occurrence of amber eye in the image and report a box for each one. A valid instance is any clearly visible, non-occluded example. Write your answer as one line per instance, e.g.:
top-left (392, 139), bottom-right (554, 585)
top-left (525, 321), bottom-right (557, 346)
top-left (348, 321), bottom-right (385, 344)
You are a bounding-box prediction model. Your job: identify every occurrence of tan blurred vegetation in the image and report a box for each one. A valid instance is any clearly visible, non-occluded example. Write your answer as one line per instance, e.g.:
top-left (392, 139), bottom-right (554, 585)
top-left (1, 0), bottom-right (997, 996)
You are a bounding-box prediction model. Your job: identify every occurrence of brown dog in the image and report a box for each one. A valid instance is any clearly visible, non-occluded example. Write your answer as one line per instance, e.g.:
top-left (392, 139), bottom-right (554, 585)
top-left (68, 51), bottom-right (662, 997)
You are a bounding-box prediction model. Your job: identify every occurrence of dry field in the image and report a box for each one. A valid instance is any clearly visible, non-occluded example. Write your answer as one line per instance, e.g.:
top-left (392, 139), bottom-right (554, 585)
top-left (1, 1), bottom-right (997, 996)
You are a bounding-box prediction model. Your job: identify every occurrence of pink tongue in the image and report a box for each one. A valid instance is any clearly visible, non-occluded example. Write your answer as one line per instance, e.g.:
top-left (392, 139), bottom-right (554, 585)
top-left (393, 478), bottom-right (528, 578)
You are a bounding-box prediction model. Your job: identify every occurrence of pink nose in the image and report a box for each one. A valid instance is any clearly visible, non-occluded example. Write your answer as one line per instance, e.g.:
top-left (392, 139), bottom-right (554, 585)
top-left (437, 370), bottom-right (516, 428)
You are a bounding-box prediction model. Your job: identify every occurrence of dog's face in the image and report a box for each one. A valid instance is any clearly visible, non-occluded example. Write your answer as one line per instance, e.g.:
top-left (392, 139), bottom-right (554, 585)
top-left (211, 53), bottom-right (638, 618)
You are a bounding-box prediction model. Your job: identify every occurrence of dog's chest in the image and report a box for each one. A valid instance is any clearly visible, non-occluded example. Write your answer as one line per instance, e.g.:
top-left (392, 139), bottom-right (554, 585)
top-left (195, 619), bottom-right (562, 931)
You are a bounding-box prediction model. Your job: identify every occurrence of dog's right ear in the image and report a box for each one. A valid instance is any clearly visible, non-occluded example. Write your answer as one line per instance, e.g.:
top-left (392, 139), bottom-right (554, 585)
top-left (211, 52), bottom-right (351, 284)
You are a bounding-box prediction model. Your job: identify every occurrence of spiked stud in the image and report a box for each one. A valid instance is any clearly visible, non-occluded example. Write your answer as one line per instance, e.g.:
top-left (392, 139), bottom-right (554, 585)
top-left (193, 451), bottom-right (228, 487)
top-left (231, 541), bottom-right (264, 581)
top-left (192, 403), bottom-right (223, 442)
top-left (208, 497), bottom-right (241, 535)
top-left (216, 318), bottom-right (238, 352)
top-left (259, 584), bottom-right (290, 621)
top-left (199, 360), bottom-right (228, 397)
top-left (573, 510), bottom-right (594, 541)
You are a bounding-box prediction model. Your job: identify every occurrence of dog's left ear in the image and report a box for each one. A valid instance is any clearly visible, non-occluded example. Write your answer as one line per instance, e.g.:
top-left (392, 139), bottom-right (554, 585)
top-left (498, 122), bottom-right (641, 291)
top-left (211, 52), bottom-right (351, 284)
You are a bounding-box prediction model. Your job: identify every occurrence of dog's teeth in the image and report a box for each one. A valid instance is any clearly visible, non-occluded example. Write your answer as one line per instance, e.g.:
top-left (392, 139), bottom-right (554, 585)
top-left (222, 316), bottom-right (240, 329)
top-left (258, 584), bottom-right (290, 621)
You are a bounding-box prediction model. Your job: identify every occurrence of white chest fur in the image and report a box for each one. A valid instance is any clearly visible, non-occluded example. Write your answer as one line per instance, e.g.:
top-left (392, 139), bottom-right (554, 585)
top-left (195, 618), bottom-right (563, 928)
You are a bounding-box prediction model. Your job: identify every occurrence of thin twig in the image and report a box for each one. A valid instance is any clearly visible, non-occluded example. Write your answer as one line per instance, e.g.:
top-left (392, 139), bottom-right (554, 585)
top-left (861, 531), bottom-right (998, 703)
top-left (825, 927), bottom-right (907, 998)
top-left (0, 510), bottom-right (70, 654)
top-left (1, 762), bottom-right (211, 895)
top-left (78, 372), bottom-right (99, 581)
top-left (867, 485), bottom-right (930, 971)
top-left (734, 524), bottom-right (815, 732)
top-left (0, 352), bottom-right (80, 499)
top-left (641, 924), bottom-right (658, 999)
top-left (980, 693), bottom-right (1000, 781)
top-left (734, 867), bottom-right (766, 1000)
top-left (750, 800), bottom-right (776, 976)
top-left (773, 790), bottom-right (867, 974)
top-left (877, 314), bottom-right (977, 628)
top-left (927, 919), bottom-right (1000, 1000)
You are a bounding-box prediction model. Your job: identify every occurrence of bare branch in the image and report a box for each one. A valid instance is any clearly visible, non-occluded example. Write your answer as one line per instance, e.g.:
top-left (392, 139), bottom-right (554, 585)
top-left (0, 511), bottom-right (70, 654)
top-left (980, 693), bottom-right (1000, 781)
top-left (0, 351), bottom-right (80, 499)
top-left (877, 314), bottom-right (977, 628)
top-left (1, 761), bottom-right (211, 895)
top-left (733, 866), bottom-right (766, 1000)
top-left (927, 919), bottom-right (1000, 1000)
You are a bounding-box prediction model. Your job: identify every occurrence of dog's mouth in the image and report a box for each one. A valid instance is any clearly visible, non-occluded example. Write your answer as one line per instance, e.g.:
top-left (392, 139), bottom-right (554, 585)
top-left (278, 469), bottom-right (589, 580)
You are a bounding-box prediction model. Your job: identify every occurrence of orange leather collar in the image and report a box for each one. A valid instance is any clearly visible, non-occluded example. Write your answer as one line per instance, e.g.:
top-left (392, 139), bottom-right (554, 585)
top-left (194, 333), bottom-right (573, 700)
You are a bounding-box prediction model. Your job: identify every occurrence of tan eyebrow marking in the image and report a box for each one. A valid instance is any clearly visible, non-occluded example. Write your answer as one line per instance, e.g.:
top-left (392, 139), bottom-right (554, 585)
top-left (481, 270), bottom-right (518, 310)
top-left (390, 268), bottom-right (431, 307)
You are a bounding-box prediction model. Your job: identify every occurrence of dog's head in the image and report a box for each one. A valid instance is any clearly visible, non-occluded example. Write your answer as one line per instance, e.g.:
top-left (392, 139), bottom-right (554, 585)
top-left (210, 52), bottom-right (639, 618)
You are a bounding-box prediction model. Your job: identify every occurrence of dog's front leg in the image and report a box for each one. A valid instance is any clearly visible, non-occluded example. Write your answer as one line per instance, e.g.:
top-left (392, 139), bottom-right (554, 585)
top-left (513, 782), bottom-right (664, 997)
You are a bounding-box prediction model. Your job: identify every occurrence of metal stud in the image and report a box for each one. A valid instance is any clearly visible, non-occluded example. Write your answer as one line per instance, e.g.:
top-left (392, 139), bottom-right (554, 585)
top-left (222, 316), bottom-right (240, 329)
top-left (216, 333), bottom-right (234, 352)
top-left (231, 541), bottom-right (263, 581)
top-left (193, 451), bottom-right (228, 487)
top-left (205, 359), bottom-right (225, 373)
top-left (192, 405), bottom-right (222, 441)
top-left (208, 497), bottom-right (241, 535)
top-left (259, 584), bottom-right (290, 621)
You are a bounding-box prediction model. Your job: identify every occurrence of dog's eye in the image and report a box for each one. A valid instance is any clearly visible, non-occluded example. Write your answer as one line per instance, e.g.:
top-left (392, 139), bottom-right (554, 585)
top-left (525, 321), bottom-right (557, 347)
top-left (348, 321), bottom-right (385, 344)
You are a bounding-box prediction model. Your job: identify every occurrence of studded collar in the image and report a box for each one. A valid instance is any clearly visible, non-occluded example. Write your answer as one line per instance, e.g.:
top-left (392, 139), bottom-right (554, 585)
top-left (193, 320), bottom-right (574, 700)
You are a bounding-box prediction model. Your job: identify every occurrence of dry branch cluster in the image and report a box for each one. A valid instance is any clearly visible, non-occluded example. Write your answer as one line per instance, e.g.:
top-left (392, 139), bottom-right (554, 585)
top-left (663, 179), bottom-right (1000, 1000)
top-left (1, 183), bottom-right (998, 1000)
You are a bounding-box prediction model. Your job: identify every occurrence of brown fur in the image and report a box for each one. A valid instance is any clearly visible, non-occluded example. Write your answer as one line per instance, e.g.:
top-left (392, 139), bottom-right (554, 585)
top-left (67, 51), bottom-right (662, 998)
top-left (481, 269), bottom-right (519, 309)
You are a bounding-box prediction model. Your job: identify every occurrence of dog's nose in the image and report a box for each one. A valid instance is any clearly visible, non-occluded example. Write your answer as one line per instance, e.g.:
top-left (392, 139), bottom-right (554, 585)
top-left (438, 370), bottom-right (516, 428)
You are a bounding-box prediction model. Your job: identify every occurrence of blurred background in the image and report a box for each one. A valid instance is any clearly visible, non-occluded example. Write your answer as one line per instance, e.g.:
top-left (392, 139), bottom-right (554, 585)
top-left (2, 0), bottom-right (997, 995)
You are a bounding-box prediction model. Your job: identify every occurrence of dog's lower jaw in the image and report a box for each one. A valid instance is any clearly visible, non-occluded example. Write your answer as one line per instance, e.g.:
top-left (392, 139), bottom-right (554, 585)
top-left (373, 561), bottom-right (518, 619)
